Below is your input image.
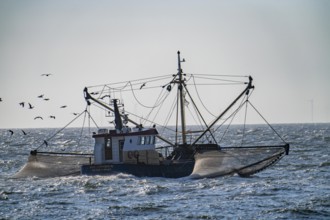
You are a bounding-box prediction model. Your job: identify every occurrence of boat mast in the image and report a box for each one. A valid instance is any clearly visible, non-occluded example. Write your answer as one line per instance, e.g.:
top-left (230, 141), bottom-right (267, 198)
top-left (177, 51), bottom-right (187, 144)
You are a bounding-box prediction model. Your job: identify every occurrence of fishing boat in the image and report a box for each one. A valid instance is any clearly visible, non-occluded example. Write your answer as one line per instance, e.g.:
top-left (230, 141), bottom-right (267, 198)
top-left (14, 51), bottom-right (289, 179)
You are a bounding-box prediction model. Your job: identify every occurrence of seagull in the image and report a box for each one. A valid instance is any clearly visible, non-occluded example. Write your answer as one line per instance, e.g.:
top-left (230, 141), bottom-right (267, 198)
top-left (100, 95), bottom-right (111, 100)
top-left (60, 105), bottom-right (67, 108)
top-left (43, 98), bottom-right (50, 101)
top-left (37, 94), bottom-right (44, 98)
top-left (49, 115), bottom-right (56, 119)
top-left (28, 103), bottom-right (34, 109)
top-left (21, 130), bottom-right (27, 135)
top-left (8, 130), bottom-right (14, 136)
top-left (34, 116), bottom-right (43, 120)
top-left (41, 74), bottom-right (52, 77)
top-left (0, 98), bottom-right (2, 102)
top-left (140, 83), bottom-right (146, 89)
top-left (72, 112), bottom-right (79, 116)
top-left (19, 102), bottom-right (25, 107)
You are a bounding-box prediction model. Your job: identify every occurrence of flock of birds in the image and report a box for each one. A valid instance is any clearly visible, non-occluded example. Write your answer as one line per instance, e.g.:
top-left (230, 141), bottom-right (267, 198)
top-left (1, 74), bottom-right (116, 146)
top-left (17, 97), bottom-right (68, 120)
top-left (1, 74), bottom-right (79, 124)
top-left (18, 96), bottom-right (70, 120)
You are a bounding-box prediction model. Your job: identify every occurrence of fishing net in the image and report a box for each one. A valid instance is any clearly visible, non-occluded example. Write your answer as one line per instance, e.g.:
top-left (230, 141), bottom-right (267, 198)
top-left (13, 152), bottom-right (93, 178)
top-left (190, 145), bottom-right (288, 178)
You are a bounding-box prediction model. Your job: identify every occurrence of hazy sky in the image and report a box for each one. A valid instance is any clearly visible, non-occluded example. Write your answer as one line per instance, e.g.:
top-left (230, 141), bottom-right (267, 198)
top-left (0, 0), bottom-right (329, 129)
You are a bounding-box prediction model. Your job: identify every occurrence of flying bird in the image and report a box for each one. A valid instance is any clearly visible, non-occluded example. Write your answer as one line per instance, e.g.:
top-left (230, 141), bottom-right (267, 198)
top-left (34, 116), bottom-right (43, 120)
top-left (140, 83), bottom-right (146, 89)
top-left (43, 98), bottom-right (50, 101)
top-left (49, 115), bottom-right (56, 119)
top-left (21, 130), bottom-right (27, 135)
top-left (8, 130), bottom-right (14, 136)
top-left (41, 74), bottom-right (52, 77)
top-left (100, 95), bottom-right (111, 100)
top-left (37, 94), bottom-right (44, 98)
top-left (0, 98), bottom-right (2, 102)
top-left (90, 92), bottom-right (99, 95)
top-left (43, 140), bottom-right (48, 147)
top-left (72, 113), bottom-right (79, 116)
top-left (28, 103), bottom-right (34, 109)
top-left (60, 105), bottom-right (67, 108)
top-left (19, 102), bottom-right (25, 107)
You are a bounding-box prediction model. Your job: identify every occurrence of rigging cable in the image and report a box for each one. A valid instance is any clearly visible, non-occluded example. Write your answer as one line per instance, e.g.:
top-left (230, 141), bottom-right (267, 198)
top-left (146, 90), bottom-right (170, 127)
top-left (87, 74), bottom-right (171, 90)
top-left (96, 85), bottom-right (108, 100)
top-left (128, 81), bottom-right (170, 109)
top-left (186, 105), bottom-right (212, 144)
top-left (240, 96), bottom-right (249, 147)
top-left (143, 86), bottom-right (171, 125)
top-left (190, 75), bottom-right (248, 84)
top-left (186, 73), bottom-right (249, 78)
top-left (247, 101), bottom-right (288, 144)
top-left (162, 88), bottom-right (179, 133)
top-left (85, 107), bottom-right (100, 129)
top-left (76, 109), bottom-right (87, 150)
top-left (183, 80), bottom-right (217, 144)
top-left (191, 75), bottom-right (217, 118)
top-left (216, 91), bottom-right (252, 145)
top-left (88, 105), bottom-right (92, 148)
top-left (36, 109), bottom-right (87, 150)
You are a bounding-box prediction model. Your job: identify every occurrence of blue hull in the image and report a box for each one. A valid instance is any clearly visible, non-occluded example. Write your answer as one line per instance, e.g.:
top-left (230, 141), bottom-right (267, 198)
top-left (81, 161), bottom-right (194, 178)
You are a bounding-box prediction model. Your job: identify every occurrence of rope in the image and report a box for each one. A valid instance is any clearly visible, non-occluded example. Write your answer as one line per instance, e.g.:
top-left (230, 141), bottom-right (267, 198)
top-left (87, 74), bottom-right (171, 89)
top-left (247, 101), bottom-right (288, 144)
top-left (187, 83), bottom-right (247, 86)
top-left (36, 109), bottom-right (87, 150)
top-left (75, 106), bottom-right (100, 150)
top-left (240, 98), bottom-right (249, 146)
top-left (76, 110), bottom-right (87, 149)
top-left (146, 89), bottom-right (169, 126)
top-left (184, 81), bottom-right (217, 144)
top-left (217, 93), bottom-right (247, 144)
top-left (192, 75), bottom-right (217, 118)
top-left (144, 88), bottom-right (171, 124)
top-left (162, 89), bottom-right (178, 132)
top-left (186, 73), bottom-right (249, 78)
top-left (129, 81), bottom-right (169, 109)
top-left (186, 105), bottom-right (212, 144)
top-left (191, 75), bottom-right (247, 84)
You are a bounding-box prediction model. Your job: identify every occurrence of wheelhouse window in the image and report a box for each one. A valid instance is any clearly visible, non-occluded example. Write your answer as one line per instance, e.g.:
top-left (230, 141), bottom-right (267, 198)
top-left (138, 136), bottom-right (156, 145)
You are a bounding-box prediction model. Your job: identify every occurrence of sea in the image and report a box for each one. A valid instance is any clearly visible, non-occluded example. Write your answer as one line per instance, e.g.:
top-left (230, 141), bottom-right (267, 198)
top-left (0, 123), bottom-right (329, 220)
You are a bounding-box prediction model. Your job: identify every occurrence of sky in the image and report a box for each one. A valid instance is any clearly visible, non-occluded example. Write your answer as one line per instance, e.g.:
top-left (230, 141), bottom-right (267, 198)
top-left (0, 0), bottom-right (329, 129)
